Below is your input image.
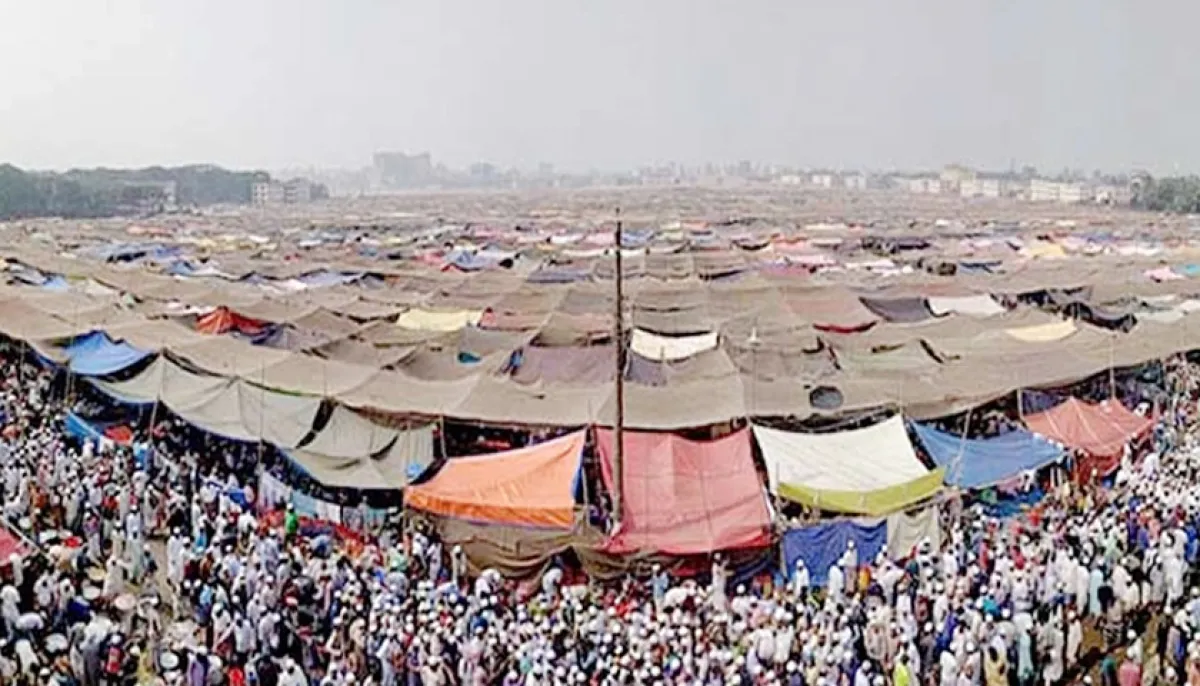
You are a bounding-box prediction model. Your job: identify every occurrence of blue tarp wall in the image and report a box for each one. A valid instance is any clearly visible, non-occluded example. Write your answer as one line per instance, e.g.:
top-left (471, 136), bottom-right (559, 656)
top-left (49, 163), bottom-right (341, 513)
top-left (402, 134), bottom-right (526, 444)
top-left (909, 422), bottom-right (1064, 489)
top-left (781, 519), bottom-right (886, 586)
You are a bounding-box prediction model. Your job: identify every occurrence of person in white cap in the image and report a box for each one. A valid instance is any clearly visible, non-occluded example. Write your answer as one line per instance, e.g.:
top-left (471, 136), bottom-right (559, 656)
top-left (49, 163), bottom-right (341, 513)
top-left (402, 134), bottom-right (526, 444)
top-left (792, 560), bottom-right (810, 600)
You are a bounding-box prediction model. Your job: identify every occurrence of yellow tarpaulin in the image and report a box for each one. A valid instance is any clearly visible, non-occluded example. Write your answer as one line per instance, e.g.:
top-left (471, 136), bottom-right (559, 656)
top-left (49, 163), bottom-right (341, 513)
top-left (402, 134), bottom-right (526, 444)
top-left (1004, 320), bottom-right (1076, 343)
top-left (777, 469), bottom-right (945, 517)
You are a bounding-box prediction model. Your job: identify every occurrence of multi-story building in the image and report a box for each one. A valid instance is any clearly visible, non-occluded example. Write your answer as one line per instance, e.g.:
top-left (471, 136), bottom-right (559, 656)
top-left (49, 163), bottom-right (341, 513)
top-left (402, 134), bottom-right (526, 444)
top-left (810, 173), bottom-right (834, 189)
top-left (252, 181), bottom-right (285, 206)
top-left (897, 177), bottom-right (942, 194)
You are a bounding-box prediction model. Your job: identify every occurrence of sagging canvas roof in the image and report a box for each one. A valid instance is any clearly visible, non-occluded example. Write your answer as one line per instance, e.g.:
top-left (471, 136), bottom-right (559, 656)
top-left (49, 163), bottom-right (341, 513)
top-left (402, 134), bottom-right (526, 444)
top-left (405, 430), bottom-right (585, 528)
top-left (594, 428), bottom-right (771, 555)
top-left (287, 423), bottom-right (434, 489)
top-left (752, 415), bottom-right (943, 515)
top-left (1023, 397), bottom-right (1153, 458)
top-left (909, 422), bottom-right (1064, 489)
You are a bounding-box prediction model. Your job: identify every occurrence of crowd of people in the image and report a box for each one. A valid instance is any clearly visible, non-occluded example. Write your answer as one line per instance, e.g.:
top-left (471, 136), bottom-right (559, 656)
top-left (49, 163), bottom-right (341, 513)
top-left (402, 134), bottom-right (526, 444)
top-left (0, 347), bottom-right (1199, 686)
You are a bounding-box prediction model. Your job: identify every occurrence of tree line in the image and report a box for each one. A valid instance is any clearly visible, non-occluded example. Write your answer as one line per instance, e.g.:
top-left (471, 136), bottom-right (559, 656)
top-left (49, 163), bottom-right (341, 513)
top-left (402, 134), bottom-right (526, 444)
top-left (0, 164), bottom-right (270, 219)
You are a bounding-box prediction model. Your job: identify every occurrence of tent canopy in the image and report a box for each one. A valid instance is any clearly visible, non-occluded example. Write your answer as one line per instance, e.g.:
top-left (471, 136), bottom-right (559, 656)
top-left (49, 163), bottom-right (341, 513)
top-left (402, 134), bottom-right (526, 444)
top-left (909, 422), bottom-right (1064, 489)
top-left (63, 331), bottom-right (150, 376)
top-left (406, 431), bottom-right (585, 528)
top-left (595, 428), bottom-right (771, 555)
top-left (753, 415), bottom-right (942, 515)
top-left (1023, 397), bottom-right (1152, 458)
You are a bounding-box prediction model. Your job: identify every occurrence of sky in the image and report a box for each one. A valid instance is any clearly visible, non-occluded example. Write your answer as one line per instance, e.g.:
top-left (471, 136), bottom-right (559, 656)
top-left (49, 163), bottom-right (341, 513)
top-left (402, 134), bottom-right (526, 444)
top-left (1, 1), bottom-right (1198, 174)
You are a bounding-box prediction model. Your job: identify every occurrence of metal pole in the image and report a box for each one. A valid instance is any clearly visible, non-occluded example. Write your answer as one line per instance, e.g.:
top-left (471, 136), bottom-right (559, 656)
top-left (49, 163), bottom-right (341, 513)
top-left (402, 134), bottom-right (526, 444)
top-left (612, 208), bottom-right (625, 525)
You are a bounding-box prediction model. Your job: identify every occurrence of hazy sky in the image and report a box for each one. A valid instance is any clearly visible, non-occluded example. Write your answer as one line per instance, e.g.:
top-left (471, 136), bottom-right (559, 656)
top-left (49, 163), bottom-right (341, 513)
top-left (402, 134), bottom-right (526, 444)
top-left (2, 1), bottom-right (1198, 174)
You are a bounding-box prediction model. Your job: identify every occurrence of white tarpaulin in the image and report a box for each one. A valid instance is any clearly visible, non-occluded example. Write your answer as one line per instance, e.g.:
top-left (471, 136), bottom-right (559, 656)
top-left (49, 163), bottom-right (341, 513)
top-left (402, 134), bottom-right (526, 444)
top-left (886, 505), bottom-right (942, 557)
top-left (395, 308), bottom-right (483, 332)
top-left (927, 295), bottom-right (1005, 318)
top-left (752, 415), bottom-right (929, 493)
top-left (630, 328), bottom-right (718, 361)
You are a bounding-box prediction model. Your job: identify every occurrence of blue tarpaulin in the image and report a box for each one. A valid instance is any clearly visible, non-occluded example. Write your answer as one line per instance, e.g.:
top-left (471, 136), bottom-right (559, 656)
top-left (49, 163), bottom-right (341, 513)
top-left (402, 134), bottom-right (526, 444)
top-left (41, 276), bottom-right (70, 291)
top-left (65, 412), bottom-right (105, 443)
top-left (909, 422), bottom-right (1064, 489)
top-left (781, 519), bottom-right (886, 586)
top-left (63, 332), bottom-right (151, 376)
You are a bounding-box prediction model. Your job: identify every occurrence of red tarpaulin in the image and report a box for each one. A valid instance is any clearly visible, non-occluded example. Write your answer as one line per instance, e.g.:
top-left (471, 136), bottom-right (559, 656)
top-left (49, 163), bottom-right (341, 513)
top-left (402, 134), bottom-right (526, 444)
top-left (195, 307), bottom-right (267, 335)
top-left (595, 428), bottom-right (771, 555)
top-left (1023, 397), bottom-right (1153, 478)
top-left (0, 527), bottom-right (28, 563)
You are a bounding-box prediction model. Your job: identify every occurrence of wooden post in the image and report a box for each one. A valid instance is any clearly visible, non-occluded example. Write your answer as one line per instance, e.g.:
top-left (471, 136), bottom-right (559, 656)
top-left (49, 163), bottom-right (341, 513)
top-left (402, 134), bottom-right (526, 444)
top-left (612, 208), bottom-right (625, 525)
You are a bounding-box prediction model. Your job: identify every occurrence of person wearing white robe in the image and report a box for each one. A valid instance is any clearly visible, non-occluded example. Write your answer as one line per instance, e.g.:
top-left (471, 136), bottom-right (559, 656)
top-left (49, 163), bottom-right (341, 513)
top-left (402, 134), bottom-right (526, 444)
top-left (1066, 612), bottom-right (1083, 669)
top-left (827, 564), bottom-right (845, 605)
top-left (792, 561), bottom-right (810, 600)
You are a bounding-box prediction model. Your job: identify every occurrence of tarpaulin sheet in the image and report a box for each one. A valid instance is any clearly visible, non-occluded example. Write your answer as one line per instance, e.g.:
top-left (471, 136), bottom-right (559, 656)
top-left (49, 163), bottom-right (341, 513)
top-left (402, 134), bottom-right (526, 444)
top-left (594, 428), bottom-right (771, 555)
top-left (927, 295), bottom-right (1005, 318)
top-left (629, 329), bottom-right (718, 361)
top-left (859, 296), bottom-right (936, 323)
top-left (286, 429), bottom-right (433, 490)
top-left (909, 422), bottom-right (1064, 489)
top-left (395, 308), bottom-right (483, 332)
top-left (65, 412), bottom-right (105, 443)
top-left (1004, 320), bottom-right (1076, 342)
top-left (195, 307), bottom-right (267, 335)
top-left (886, 506), bottom-right (941, 558)
top-left (406, 431), bottom-right (585, 528)
top-left (753, 415), bottom-right (932, 496)
top-left (63, 331), bottom-right (150, 376)
top-left (781, 519), bottom-right (885, 585)
top-left (1023, 397), bottom-right (1153, 461)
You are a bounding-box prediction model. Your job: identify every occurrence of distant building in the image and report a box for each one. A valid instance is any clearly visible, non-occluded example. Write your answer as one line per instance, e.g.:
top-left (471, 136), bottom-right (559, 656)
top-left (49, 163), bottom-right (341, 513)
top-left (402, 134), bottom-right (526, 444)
top-left (372, 151), bottom-right (433, 188)
top-left (252, 181), bottom-right (285, 206)
top-left (1028, 179), bottom-right (1085, 204)
top-left (810, 173), bottom-right (834, 189)
top-left (897, 177), bottom-right (942, 194)
top-left (959, 178), bottom-right (1006, 199)
top-left (253, 178), bottom-right (322, 206)
top-left (284, 178), bottom-right (313, 204)
top-left (940, 164), bottom-right (977, 192)
top-left (843, 174), bottom-right (868, 191)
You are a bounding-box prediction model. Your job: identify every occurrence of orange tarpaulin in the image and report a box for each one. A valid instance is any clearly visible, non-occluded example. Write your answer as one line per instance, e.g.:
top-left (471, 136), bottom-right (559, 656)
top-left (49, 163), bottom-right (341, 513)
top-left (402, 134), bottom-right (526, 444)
top-left (405, 431), bottom-right (584, 528)
top-left (595, 427), bottom-right (772, 555)
top-left (195, 307), bottom-right (267, 335)
top-left (1023, 397), bottom-right (1153, 478)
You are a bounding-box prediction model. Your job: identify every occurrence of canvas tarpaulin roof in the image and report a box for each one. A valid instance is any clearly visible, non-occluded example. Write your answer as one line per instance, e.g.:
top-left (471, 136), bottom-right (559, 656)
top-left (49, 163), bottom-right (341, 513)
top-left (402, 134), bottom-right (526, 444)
top-left (752, 416), bottom-right (943, 515)
top-left (90, 357), bottom-right (320, 446)
top-left (286, 424), bottom-right (434, 489)
top-left (297, 405), bottom-right (407, 458)
top-left (909, 422), bottom-right (1064, 489)
top-left (1023, 397), bottom-right (1153, 462)
top-left (594, 428), bottom-right (771, 555)
top-left (62, 331), bottom-right (150, 376)
top-left (405, 431), bottom-right (585, 528)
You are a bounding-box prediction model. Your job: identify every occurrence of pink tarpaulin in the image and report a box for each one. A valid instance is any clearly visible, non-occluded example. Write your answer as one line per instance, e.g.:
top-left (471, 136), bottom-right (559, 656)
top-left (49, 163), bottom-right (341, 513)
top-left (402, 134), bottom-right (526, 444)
top-left (0, 526), bottom-right (27, 563)
top-left (1023, 397), bottom-right (1153, 477)
top-left (595, 428), bottom-right (771, 555)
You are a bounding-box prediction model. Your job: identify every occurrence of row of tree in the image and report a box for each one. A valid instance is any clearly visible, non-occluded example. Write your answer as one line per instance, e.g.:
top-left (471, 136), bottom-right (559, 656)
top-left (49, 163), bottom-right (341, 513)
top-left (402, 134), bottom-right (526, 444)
top-left (0, 164), bottom-right (270, 220)
top-left (1129, 173), bottom-right (1200, 214)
